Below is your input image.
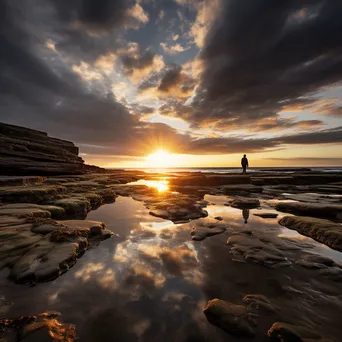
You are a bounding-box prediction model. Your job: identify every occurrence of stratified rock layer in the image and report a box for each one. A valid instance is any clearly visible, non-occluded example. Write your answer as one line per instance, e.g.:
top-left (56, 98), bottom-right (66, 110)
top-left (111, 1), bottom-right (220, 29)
top-left (0, 122), bottom-right (103, 175)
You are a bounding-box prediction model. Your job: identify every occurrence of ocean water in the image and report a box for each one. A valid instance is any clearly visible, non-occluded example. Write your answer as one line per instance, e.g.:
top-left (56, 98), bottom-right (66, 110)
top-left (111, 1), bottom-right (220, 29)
top-left (117, 166), bottom-right (342, 174)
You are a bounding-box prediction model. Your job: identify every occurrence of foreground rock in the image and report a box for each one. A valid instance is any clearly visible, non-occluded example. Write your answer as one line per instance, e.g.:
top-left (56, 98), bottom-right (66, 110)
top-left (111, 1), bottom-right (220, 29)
top-left (227, 232), bottom-right (291, 268)
top-left (275, 201), bottom-right (342, 220)
top-left (190, 217), bottom-right (227, 241)
top-left (279, 216), bottom-right (342, 252)
top-left (253, 212), bottom-right (278, 218)
top-left (227, 196), bottom-right (260, 209)
top-left (203, 298), bottom-right (256, 337)
top-left (0, 312), bottom-right (76, 341)
top-left (0, 208), bottom-right (113, 283)
top-left (267, 322), bottom-right (322, 341)
top-left (0, 122), bottom-right (104, 176)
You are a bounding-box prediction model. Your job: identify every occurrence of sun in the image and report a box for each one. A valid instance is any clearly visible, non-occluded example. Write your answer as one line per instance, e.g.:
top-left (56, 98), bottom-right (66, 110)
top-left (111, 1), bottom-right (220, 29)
top-left (146, 149), bottom-right (173, 168)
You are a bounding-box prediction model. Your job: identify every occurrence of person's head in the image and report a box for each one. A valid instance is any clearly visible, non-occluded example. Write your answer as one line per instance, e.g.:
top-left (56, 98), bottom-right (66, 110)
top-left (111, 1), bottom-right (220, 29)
top-left (243, 154), bottom-right (246, 157)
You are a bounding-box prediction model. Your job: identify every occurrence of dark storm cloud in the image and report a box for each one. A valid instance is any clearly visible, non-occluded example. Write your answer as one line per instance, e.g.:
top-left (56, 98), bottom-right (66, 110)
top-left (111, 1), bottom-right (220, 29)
top-left (184, 126), bottom-right (342, 154)
top-left (158, 65), bottom-right (183, 92)
top-left (52, 0), bottom-right (133, 33)
top-left (0, 0), bottom-right (151, 155)
top-left (121, 49), bottom-right (156, 76)
top-left (187, 0), bottom-right (342, 129)
top-left (1, 0), bottom-right (342, 160)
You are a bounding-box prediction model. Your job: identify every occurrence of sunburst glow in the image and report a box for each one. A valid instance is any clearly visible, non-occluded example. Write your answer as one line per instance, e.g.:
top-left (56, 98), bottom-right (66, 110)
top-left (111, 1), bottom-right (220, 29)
top-left (146, 149), bottom-right (174, 168)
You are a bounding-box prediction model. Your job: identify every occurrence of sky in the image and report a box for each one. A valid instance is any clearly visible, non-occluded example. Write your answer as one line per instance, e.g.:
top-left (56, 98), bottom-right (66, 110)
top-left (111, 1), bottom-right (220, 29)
top-left (1, 0), bottom-right (342, 168)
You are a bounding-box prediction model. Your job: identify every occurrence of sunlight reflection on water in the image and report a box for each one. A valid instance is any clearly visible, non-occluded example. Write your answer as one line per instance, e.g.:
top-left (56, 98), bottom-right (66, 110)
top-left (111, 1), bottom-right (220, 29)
top-left (127, 179), bottom-right (169, 192)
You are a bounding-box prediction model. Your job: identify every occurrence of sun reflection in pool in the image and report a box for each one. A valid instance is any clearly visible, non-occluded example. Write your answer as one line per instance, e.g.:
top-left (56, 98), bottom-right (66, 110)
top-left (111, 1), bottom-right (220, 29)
top-left (127, 179), bottom-right (169, 192)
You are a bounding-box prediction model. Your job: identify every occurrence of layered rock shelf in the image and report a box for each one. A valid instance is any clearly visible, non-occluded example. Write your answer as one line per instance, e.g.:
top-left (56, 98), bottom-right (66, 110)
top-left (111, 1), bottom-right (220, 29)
top-left (0, 122), bottom-right (104, 175)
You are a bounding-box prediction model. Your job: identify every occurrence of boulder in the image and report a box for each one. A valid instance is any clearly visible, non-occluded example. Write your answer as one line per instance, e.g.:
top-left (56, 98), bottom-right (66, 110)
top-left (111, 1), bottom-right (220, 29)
top-left (203, 298), bottom-right (256, 337)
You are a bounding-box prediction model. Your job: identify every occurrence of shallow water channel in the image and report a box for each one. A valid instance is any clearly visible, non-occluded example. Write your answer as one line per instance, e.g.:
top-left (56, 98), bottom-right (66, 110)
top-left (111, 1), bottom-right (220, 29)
top-left (1, 189), bottom-right (342, 341)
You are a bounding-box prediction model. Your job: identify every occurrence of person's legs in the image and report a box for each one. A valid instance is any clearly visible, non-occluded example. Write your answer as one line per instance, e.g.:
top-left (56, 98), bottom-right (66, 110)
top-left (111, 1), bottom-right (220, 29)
top-left (242, 166), bottom-right (246, 175)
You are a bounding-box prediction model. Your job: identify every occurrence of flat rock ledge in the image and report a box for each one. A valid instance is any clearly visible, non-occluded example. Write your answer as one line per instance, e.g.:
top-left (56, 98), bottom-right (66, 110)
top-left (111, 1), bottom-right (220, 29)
top-left (190, 217), bottom-right (227, 241)
top-left (279, 216), bottom-right (342, 252)
top-left (0, 206), bottom-right (113, 284)
top-left (227, 196), bottom-right (261, 209)
top-left (227, 232), bottom-right (291, 268)
top-left (275, 201), bottom-right (342, 221)
top-left (0, 311), bottom-right (76, 341)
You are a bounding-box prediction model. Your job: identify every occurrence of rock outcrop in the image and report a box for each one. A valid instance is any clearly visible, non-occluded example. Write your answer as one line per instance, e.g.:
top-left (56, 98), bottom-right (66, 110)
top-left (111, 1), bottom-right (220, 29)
top-left (279, 216), bottom-right (342, 252)
top-left (0, 122), bottom-right (104, 175)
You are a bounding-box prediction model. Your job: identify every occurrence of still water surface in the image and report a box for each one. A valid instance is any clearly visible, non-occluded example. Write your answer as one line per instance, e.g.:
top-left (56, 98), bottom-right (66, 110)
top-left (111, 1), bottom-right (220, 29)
top-left (1, 193), bottom-right (342, 341)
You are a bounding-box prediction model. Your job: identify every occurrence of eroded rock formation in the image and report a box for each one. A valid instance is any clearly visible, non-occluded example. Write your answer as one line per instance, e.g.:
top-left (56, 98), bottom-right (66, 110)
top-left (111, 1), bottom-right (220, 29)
top-left (0, 122), bottom-right (103, 175)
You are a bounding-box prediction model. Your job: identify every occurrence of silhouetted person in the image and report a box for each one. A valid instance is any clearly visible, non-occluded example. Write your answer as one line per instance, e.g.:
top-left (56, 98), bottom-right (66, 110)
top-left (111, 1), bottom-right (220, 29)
top-left (241, 154), bottom-right (249, 175)
top-left (242, 208), bottom-right (249, 224)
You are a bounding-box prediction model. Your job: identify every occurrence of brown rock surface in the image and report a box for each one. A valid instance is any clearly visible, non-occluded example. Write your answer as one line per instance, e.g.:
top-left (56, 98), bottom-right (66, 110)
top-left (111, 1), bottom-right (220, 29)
top-left (0, 122), bottom-right (104, 176)
top-left (279, 216), bottom-right (342, 252)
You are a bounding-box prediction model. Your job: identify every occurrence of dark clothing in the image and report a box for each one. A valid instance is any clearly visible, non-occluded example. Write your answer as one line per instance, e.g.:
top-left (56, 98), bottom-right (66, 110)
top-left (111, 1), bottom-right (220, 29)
top-left (241, 157), bottom-right (248, 175)
top-left (241, 157), bottom-right (248, 167)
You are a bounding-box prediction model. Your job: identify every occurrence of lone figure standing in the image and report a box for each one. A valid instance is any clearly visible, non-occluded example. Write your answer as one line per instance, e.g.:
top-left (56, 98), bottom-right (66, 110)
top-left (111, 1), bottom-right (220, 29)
top-left (241, 154), bottom-right (248, 175)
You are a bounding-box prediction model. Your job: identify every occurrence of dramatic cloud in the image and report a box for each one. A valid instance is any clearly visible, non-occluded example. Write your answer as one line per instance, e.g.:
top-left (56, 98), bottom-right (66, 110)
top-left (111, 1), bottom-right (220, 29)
top-left (187, 0), bottom-right (342, 129)
top-left (1, 0), bottom-right (342, 164)
top-left (160, 42), bottom-right (189, 55)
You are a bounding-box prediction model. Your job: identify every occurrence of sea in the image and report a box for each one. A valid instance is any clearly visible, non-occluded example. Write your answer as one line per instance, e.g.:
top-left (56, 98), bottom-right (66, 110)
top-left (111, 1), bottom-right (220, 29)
top-left (109, 166), bottom-right (342, 174)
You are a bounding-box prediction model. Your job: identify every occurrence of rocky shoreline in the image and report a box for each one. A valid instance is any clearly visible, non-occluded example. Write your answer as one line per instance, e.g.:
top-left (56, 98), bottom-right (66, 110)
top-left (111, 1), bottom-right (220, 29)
top-left (1, 124), bottom-right (342, 341)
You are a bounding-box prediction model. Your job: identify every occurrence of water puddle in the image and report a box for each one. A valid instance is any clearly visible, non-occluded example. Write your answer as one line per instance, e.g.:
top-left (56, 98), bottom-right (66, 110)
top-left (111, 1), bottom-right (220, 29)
top-left (1, 194), bottom-right (342, 341)
top-left (127, 178), bottom-right (170, 192)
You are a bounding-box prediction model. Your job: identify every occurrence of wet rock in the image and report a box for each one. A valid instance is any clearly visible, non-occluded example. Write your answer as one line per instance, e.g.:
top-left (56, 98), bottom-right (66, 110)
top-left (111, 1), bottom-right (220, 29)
top-left (203, 298), bottom-right (256, 337)
top-left (279, 216), bottom-right (342, 252)
top-left (251, 176), bottom-right (295, 186)
top-left (227, 234), bottom-right (291, 268)
top-left (170, 175), bottom-right (251, 186)
top-left (275, 202), bottom-right (342, 220)
top-left (0, 203), bottom-right (65, 219)
top-left (242, 294), bottom-right (277, 314)
top-left (0, 176), bottom-right (45, 186)
top-left (190, 218), bottom-right (227, 241)
top-left (267, 322), bottom-right (322, 341)
top-left (51, 197), bottom-right (91, 218)
top-left (0, 311), bottom-right (76, 341)
top-left (223, 184), bottom-right (263, 195)
top-left (0, 207), bottom-right (51, 218)
top-left (228, 196), bottom-right (260, 209)
top-left (0, 185), bottom-right (66, 203)
top-left (296, 254), bottom-right (336, 269)
top-left (0, 213), bottom-right (112, 283)
top-left (253, 212), bottom-right (278, 218)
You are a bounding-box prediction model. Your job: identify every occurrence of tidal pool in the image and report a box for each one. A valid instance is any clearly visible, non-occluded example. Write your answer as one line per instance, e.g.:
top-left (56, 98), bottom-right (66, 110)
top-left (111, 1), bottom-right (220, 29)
top-left (1, 194), bottom-right (342, 341)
